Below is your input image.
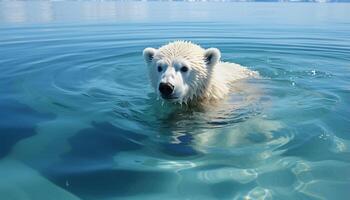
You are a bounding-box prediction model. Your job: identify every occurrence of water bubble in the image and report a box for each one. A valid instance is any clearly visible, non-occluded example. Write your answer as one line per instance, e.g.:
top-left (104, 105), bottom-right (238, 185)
top-left (311, 70), bottom-right (316, 76)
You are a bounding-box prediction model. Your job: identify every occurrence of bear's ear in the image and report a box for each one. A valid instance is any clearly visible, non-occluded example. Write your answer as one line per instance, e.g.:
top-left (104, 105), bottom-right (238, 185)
top-left (143, 47), bottom-right (157, 64)
top-left (204, 48), bottom-right (221, 68)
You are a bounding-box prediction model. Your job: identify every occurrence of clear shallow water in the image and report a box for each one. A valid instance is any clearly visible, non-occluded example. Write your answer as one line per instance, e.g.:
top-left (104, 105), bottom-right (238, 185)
top-left (1, 2), bottom-right (350, 200)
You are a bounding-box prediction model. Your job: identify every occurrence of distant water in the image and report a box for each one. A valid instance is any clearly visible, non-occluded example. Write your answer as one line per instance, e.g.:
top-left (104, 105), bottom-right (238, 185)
top-left (1, 2), bottom-right (350, 200)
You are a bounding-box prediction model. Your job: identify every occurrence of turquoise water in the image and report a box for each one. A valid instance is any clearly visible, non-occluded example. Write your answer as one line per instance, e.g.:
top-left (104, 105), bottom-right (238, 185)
top-left (1, 2), bottom-right (350, 200)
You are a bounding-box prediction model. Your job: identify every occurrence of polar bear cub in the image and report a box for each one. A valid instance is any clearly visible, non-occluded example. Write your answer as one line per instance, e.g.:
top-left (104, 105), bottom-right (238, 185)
top-left (143, 41), bottom-right (258, 105)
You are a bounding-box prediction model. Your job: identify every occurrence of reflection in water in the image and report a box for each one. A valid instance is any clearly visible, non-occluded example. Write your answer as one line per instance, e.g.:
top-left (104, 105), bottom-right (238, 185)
top-left (0, 1), bottom-right (54, 24)
top-left (1, 2), bottom-right (350, 25)
top-left (0, 1), bottom-right (151, 24)
top-left (0, 1), bottom-right (27, 23)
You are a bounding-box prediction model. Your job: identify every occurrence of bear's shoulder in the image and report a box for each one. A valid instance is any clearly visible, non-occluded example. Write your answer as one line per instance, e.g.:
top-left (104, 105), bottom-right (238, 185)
top-left (215, 62), bottom-right (259, 82)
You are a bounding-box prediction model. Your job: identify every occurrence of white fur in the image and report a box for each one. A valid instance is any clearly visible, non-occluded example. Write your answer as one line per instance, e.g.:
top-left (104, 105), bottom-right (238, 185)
top-left (143, 41), bottom-right (259, 105)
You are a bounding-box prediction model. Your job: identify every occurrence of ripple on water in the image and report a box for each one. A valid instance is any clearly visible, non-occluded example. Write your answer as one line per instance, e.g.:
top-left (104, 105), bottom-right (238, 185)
top-left (0, 11), bottom-right (350, 199)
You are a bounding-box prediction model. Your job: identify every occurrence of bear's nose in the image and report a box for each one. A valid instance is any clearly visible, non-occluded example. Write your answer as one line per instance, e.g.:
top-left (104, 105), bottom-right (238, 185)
top-left (159, 82), bottom-right (174, 96)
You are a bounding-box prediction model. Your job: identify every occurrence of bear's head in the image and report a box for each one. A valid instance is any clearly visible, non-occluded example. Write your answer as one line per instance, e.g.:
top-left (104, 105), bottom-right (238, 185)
top-left (143, 41), bottom-right (221, 104)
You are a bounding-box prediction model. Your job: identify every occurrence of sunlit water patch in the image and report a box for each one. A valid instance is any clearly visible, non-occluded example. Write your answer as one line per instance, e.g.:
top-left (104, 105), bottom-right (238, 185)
top-left (0, 2), bottom-right (350, 200)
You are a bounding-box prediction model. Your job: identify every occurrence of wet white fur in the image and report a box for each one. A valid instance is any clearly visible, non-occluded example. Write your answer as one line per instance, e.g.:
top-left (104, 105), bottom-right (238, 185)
top-left (143, 41), bottom-right (258, 104)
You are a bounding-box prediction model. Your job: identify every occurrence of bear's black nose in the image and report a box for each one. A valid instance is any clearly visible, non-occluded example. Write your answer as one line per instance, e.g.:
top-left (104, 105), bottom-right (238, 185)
top-left (159, 82), bottom-right (174, 97)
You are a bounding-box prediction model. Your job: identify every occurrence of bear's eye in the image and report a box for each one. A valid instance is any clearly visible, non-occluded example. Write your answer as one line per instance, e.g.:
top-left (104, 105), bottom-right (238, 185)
top-left (157, 66), bottom-right (163, 72)
top-left (180, 66), bottom-right (189, 73)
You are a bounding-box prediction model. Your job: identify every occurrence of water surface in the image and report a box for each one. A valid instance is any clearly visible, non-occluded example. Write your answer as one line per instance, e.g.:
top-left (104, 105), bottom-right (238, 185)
top-left (1, 2), bottom-right (350, 200)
